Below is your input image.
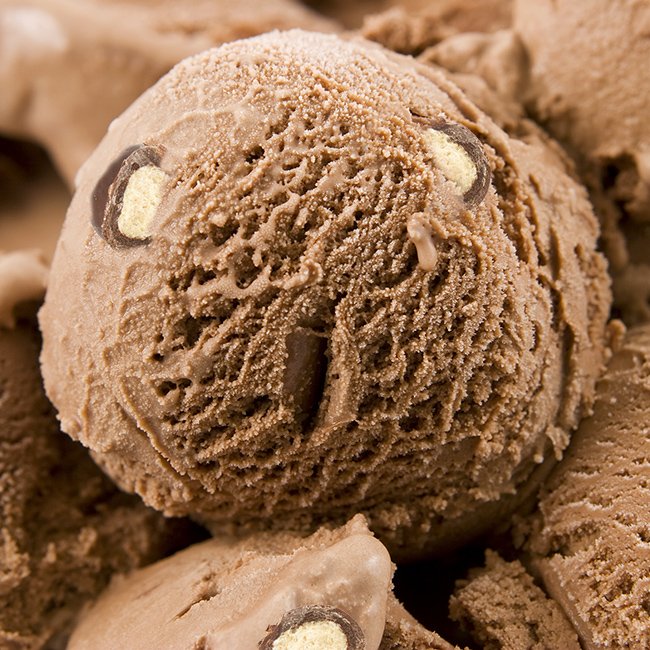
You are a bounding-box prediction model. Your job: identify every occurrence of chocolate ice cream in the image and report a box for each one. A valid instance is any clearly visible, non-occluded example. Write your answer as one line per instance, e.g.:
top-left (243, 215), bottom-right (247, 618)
top-left (67, 516), bottom-right (455, 650)
top-left (514, 0), bottom-right (650, 324)
top-left (361, 0), bottom-right (512, 56)
top-left (0, 250), bottom-right (48, 328)
top-left (0, 137), bottom-right (68, 260)
top-left (0, 0), bottom-right (335, 184)
top-left (0, 283), bottom-right (196, 648)
top-left (527, 323), bottom-right (650, 649)
top-left (449, 550), bottom-right (580, 649)
top-left (40, 31), bottom-right (610, 559)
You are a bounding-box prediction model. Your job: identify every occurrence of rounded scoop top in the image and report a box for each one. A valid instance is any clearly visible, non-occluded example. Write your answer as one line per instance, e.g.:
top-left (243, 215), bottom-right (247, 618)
top-left (40, 30), bottom-right (610, 558)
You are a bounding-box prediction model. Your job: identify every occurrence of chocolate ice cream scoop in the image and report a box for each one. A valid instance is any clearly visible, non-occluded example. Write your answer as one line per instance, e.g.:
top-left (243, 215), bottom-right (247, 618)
top-left (67, 516), bottom-right (455, 650)
top-left (527, 323), bottom-right (650, 649)
top-left (0, 0), bottom-right (336, 184)
top-left (40, 31), bottom-right (610, 559)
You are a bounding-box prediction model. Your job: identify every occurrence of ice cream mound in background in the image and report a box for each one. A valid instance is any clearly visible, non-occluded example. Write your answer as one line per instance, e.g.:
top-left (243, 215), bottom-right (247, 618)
top-left (513, 0), bottom-right (650, 325)
top-left (40, 30), bottom-right (610, 561)
top-left (304, 0), bottom-right (511, 37)
top-left (360, 0), bottom-right (512, 54)
top-left (524, 323), bottom-right (650, 649)
top-left (0, 274), bottom-right (202, 649)
top-left (0, 0), bottom-right (337, 185)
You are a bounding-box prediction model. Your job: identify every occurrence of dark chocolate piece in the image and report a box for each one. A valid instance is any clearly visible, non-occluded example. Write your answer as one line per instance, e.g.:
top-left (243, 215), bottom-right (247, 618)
top-left (284, 328), bottom-right (329, 429)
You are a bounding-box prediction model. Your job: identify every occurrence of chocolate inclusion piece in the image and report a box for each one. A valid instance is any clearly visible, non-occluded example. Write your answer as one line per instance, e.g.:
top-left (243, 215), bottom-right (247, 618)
top-left (413, 115), bottom-right (491, 208)
top-left (258, 605), bottom-right (365, 650)
top-left (284, 328), bottom-right (329, 429)
top-left (91, 144), bottom-right (166, 248)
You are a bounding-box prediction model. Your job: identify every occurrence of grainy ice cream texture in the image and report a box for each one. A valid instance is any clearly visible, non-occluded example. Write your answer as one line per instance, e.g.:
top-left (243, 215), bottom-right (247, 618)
top-left (68, 516), bottom-right (454, 650)
top-left (360, 0), bottom-right (513, 56)
top-left (449, 550), bottom-right (580, 650)
top-left (0, 283), bottom-right (196, 649)
top-left (0, 0), bottom-right (335, 184)
top-left (40, 30), bottom-right (611, 559)
top-left (514, 0), bottom-right (650, 324)
top-left (527, 324), bottom-right (650, 650)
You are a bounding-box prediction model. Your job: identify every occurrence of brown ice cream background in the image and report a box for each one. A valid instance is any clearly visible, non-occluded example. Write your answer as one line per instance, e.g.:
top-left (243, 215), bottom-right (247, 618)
top-left (0, 3), bottom-right (644, 649)
top-left (40, 31), bottom-right (610, 562)
top-left (513, 0), bottom-right (650, 324)
top-left (526, 323), bottom-right (650, 649)
top-left (0, 291), bottom-right (201, 649)
top-left (0, 0), bottom-right (337, 186)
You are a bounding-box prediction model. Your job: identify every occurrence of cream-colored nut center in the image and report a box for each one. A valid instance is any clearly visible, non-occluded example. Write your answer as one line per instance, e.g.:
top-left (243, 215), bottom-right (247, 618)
top-left (424, 128), bottom-right (477, 194)
top-left (117, 165), bottom-right (167, 239)
top-left (272, 621), bottom-right (348, 650)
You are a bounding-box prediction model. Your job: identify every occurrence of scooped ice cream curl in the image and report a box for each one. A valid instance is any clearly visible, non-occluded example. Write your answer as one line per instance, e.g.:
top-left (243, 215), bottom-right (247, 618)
top-left (40, 30), bottom-right (610, 559)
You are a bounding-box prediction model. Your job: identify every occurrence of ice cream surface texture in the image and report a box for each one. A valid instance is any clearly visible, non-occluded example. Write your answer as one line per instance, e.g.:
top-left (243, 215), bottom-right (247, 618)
top-left (40, 30), bottom-right (610, 559)
top-left (0, 306), bottom-right (194, 649)
top-left (527, 324), bottom-right (650, 649)
top-left (67, 516), bottom-right (454, 650)
top-left (449, 550), bottom-right (580, 649)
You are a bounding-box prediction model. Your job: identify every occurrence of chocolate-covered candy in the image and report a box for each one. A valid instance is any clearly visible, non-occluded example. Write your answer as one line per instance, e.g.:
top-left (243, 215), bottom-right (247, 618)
top-left (259, 605), bottom-right (365, 650)
top-left (92, 144), bottom-right (167, 248)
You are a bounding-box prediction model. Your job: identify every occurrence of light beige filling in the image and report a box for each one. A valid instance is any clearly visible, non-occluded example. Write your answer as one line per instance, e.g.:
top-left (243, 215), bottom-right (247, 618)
top-left (423, 129), bottom-right (477, 194)
top-left (272, 621), bottom-right (348, 650)
top-left (117, 165), bottom-right (167, 239)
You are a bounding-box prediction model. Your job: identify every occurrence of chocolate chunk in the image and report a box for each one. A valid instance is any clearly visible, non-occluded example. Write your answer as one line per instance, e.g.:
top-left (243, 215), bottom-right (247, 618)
top-left (258, 605), bottom-right (365, 650)
top-left (91, 145), bottom-right (138, 233)
top-left (284, 328), bottom-right (328, 428)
